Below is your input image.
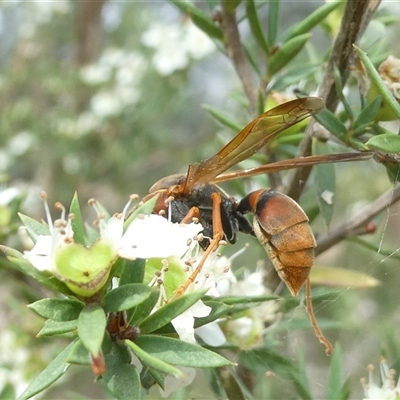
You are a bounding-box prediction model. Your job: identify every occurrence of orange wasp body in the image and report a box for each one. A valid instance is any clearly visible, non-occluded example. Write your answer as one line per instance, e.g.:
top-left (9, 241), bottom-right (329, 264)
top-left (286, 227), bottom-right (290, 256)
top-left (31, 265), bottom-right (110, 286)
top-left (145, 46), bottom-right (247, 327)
top-left (144, 97), bottom-right (371, 354)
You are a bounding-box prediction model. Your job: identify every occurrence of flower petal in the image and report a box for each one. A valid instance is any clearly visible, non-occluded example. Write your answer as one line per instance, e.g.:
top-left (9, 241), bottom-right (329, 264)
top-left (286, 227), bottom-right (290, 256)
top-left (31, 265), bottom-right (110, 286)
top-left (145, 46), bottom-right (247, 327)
top-left (24, 235), bottom-right (54, 271)
top-left (118, 215), bottom-right (202, 259)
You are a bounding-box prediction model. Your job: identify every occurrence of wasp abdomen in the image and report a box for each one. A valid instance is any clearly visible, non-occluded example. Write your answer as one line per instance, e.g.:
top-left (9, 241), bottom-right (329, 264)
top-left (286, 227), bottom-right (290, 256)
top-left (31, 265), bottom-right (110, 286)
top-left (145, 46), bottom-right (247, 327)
top-left (238, 189), bottom-right (316, 296)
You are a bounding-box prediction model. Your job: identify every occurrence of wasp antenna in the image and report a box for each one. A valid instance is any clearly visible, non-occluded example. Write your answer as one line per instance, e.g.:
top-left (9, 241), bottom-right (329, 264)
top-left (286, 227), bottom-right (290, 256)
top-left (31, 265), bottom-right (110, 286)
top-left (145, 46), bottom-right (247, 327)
top-left (305, 279), bottom-right (333, 355)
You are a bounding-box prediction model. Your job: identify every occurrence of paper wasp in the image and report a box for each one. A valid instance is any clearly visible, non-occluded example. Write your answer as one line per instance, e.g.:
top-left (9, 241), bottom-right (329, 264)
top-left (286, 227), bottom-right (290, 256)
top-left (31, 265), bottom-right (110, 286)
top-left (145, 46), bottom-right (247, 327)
top-left (144, 97), bottom-right (372, 354)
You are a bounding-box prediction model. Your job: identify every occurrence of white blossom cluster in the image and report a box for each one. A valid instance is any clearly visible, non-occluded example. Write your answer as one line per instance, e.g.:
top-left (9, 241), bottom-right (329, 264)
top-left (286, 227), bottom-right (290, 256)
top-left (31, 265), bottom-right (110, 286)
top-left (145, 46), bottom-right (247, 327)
top-left (361, 359), bottom-right (400, 400)
top-left (142, 20), bottom-right (216, 76)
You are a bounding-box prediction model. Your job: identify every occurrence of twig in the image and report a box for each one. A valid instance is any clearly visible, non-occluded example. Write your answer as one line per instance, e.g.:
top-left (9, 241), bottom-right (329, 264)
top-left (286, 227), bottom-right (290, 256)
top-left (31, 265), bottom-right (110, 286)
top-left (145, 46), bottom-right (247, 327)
top-left (316, 184), bottom-right (400, 255)
top-left (285, 0), bottom-right (382, 201)
top-left (219, 2), bottom-right (257, 114)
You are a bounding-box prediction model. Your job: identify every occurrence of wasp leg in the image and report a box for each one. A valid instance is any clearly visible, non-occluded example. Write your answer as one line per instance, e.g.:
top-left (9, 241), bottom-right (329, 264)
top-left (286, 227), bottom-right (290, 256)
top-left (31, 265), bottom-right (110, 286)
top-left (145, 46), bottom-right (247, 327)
top-left (305, 278), bottom-right (333, 355)
top-left (180, 206), bottom-right (201, 224)
top-left (173, 192), bottom-right (224, 298)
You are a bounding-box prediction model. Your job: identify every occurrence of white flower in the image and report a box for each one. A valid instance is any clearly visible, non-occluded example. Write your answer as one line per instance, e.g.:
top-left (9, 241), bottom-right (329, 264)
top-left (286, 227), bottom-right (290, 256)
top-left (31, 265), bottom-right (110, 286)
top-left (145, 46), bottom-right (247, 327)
top-left (8, 131), bottom-right (36, 156)
top-left (142, 20), bottom-right (215, 76)
top-left (118, 214), bottom-right (202, 259)
top-left (80, 64), bottom-right (111, 85)
top-left (91, 90), bottom-right (123, 117)
top-left (221, 267), bottom-right (279, 348)
top-left (159, 366), bottom-right (196, 398)
top-left (171, 300), bottom-right (211, 344)
top-left (24, 193), bottom-right (74, 273)
top-left (362, 359), bottom-right (400, 400)
top-left (0, 187), bottom-right (20, 206)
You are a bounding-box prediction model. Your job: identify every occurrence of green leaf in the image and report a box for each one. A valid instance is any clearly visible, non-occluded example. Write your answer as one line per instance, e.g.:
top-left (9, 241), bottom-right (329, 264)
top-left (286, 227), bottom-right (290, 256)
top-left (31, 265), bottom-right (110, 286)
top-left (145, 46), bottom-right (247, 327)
top-left (333, 67), bottom-right (353, 120)
top-left (18, 213), bottom-right (49, 240)
top-left (126, 339), bottom-right (182, 377)
top-left (267, 0), bottom-right (280, 46)
top-left (119, 258), bottom-right (146, 285)
top-left (37, 319), bottom-right (78, 337)
top-left (69, 192), bottom-right (86, 246)
top-left (355, 45), bottom-right (400, 121)
top-left (366, 133), bottom-right (400, 153)
top-left (5, 254), bottom-right (73, 295)
top-left (314, 141), bottom-right (336, 229)
top-left (169, 0), bottom-right (223, 40)
top-left (353, 96), bottom-right (382, 131)
top-left (310, 266), bottom-right (380, 289)
top-left (313, 108), bottom-right (347, 141)
top-left (326, 344), bottom-right (342, 400)
top-left (214, 295), bottom-right (279, 305)
top-left (134, 335), bottom-right (232, 368)
top-left (283, 0), bottom-right (341, 41)
top-left (202, 104), bottom-right (243, 132)
top-left (28, 298), bottom-right (84, 321)
top-left (66, 339), bottom-right (91, 365)
top-left (0, 383), bottom-right (15, 400)
top-left (77, 304), bottom-right (106, 357)
top-left (0, 244), bottom-right (24, 259)
top-left (104, 364), bottom-right (141, 400)
top-left (139, 290), bottom-right (206, 334)
top-left (103, 283), bottom-right (154, 312)
top-left (128, 290), bottom-right (160, 326)
top-left (17, 341), bottom-right (74, 400)
top-left (267, 33), bottom-right (310, 77)
top-left (194, 301), bottom-right (231, 328)
top-left (246, 0), bottom-right (270, 55)
top-left (219, 368), bottom-right (246, 400)
top-left (290, 350), bottom-right (312, 400)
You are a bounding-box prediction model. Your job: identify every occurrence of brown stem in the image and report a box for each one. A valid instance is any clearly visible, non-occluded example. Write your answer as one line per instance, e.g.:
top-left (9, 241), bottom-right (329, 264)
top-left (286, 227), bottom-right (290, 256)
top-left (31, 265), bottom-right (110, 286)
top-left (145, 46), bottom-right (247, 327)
top-left (316, 184), bottom-right (400, 255)
top-left (220, 2), bottom-right (257, 114)
top-left (75, 0), bottom-right (106, 65)
top-left (285, 0), bottom-right (382, 201)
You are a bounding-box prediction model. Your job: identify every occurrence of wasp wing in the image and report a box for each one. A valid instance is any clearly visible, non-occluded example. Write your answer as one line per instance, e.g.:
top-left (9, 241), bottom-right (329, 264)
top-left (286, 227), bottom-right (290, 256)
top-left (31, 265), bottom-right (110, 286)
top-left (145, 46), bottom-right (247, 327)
top-left (183, 97), bottom-right (324, 192)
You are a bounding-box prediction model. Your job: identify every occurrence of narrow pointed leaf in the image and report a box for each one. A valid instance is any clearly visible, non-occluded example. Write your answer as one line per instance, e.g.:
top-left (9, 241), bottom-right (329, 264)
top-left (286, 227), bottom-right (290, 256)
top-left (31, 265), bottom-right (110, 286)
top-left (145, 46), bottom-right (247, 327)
top-left (0, 244), bottom-right (24, 260)
top-left (267, 0), bottom-right (280, 46)
top-left (202, 104), bottom-right (243, 131)
top-left (334, 67), bottom-right (353, 119)
top-left (314, 108), bottom-right (347, 141)
top-left (119, 258), bottom-right (146, 285)
top-left (194, 301), bottom-right (231, 328)
top-left (66, 339), bottom-right (91, 365)
top-left (103, 283), bottom-right (154, 312)
top-left (69, 192), bottom-right (86, 246)
top-left (284, 1), bottom-right (341, 41)
top-left (104, 364), bottom-right (141, 400)
top-left (18, 213), bottom-right (49, 239)
top-left (77, 304), bottom-right (106, 357)
top-left (169, 0), bottom-right (223, 39)
top-left (267, 33), bottom-right (310, 76)
top-left (326, 344), bottom-right (343, 400)
top-left (126, 339), bottom-right (182, 377)
top-left (37, 319), bottom-right (78, 337)
top-left (354, 96), bottom-right (382, 130)
top-left (290, 349), bottom-right (312, 400)
top-left (366, 133), bottom-right (400, 153)
top-left (5, 255), bottom-right (73, 295)
top-left (128, 290), bottom-right (160, 326)
top-left (246, 0), bottom-right (270, 55)
top-left (135, 335), bottom-right (232, 367)
top-left (310, 266), bottom-right (380, 289)
top-left (355, 45), bottom-right (400, 120)
top-left (29, 298), bottom-right (84, 321)
top-left (139, 290), bottom-right (206, 334)
top-left (17, 341), bottom-right (74, 400)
